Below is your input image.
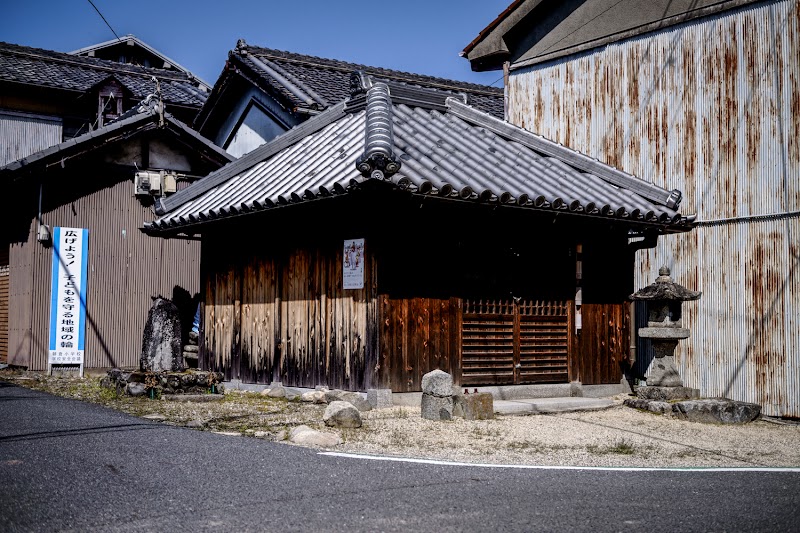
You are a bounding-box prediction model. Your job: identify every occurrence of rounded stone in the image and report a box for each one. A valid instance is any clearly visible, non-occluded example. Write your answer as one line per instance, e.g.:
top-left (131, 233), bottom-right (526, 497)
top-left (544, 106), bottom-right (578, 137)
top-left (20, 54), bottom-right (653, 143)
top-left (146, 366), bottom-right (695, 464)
top-left (323, 401), bottom-right (362, 428)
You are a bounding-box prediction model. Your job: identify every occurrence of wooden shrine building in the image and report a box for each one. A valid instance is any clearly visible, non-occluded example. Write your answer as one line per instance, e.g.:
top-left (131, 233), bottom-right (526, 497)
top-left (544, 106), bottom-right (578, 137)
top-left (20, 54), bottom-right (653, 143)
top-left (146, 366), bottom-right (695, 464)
top-left (145, 73), bottom-right (695, 392)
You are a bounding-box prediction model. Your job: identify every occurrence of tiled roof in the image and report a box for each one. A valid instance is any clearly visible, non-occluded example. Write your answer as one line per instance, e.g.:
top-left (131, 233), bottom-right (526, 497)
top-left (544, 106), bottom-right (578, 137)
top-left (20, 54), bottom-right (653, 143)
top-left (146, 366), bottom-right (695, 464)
top-left (1, 98), bottom-right (232, 176)
top-left (231, 43), bottom-right (504, 118)
top-left (0, 41), bottom-right (207, 108)
top-left (148, 76), bottom-right (693, 234)
top-left (70, 34), bottom-right (212, 91)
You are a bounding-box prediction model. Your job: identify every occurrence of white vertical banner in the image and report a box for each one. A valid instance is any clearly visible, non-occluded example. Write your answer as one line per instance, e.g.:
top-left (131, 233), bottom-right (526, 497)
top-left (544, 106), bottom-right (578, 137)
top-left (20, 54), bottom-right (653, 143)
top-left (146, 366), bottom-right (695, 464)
top-left (342, 238), bottom-right (365, 289)
top-left (49, 227), bottom-right (89, 369)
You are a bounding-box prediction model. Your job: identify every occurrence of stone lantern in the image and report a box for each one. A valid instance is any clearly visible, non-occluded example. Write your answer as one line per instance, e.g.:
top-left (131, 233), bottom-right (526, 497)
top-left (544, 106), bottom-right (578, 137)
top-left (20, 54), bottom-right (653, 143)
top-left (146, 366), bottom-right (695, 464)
top-left (630, 266), bottom-right (701, 400)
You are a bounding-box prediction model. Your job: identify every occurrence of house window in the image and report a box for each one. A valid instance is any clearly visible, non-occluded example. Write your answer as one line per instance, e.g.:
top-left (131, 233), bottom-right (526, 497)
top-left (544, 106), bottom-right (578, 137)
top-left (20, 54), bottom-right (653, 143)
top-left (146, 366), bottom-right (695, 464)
top-left (97, 83), bottom-right (124, 128)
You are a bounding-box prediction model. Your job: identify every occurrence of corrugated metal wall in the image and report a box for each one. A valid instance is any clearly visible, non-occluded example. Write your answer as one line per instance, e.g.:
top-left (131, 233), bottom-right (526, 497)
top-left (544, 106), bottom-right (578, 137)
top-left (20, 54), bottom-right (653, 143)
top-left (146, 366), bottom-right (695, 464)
top-left (0, 110), bottom-right (62, 166)
top-left (9, 173), bottom-right (200, 370)
top-left (507, 0), bottom-right (800, 416)
top-left (0, 244), bottom-right (8, 363)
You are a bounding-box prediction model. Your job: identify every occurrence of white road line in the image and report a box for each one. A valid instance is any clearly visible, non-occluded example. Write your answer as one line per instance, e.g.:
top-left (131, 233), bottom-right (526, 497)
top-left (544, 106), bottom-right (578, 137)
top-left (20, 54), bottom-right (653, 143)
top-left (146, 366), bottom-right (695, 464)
top-left (318, 452), bottom-right (800, 472)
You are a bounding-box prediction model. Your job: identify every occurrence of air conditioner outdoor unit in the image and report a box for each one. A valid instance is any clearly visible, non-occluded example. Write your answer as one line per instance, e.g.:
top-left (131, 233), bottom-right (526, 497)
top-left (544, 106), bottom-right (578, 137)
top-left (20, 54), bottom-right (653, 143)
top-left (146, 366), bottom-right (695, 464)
top-left (134, 171), bottom-right (160, 197)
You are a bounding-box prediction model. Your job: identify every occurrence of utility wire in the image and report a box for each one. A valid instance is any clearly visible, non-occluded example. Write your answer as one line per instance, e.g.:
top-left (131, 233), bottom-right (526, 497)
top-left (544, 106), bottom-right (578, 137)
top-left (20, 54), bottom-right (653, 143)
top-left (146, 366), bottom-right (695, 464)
top-left (87, 0), bottom-right (122, 42)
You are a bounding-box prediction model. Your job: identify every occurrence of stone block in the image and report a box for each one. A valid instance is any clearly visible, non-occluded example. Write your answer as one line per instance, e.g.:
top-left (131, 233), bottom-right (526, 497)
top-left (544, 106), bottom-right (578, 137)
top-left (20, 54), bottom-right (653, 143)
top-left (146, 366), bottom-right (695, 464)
top-left (421, 394), bottom-right (453, 421)
top-left (421, 370), bottom-right (453, 398)
top-left (301, 391), bottom-right (327, 403)
top-left (645, 355), bottom-right (684, 387)
top-left (367, 389), bottom-right (393, 409)
top-left (460, 392), bottom-right (494, 420)
top-left (672, 399), bottom-right (761, 424)
top-left (636, 386), bottom-right (700, 401)
top-left (266, 387), bottom-right (286, 398)
top-left (624, 398), bottom-right (673, 414)
top-left (289, 425), bottom-right (342, 447)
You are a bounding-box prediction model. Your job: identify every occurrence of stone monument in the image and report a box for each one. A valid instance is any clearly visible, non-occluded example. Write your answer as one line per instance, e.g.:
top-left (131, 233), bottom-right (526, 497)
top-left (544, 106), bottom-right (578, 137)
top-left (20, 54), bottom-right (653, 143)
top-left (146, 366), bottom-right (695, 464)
top-left (140, 296), bottom-right (184, 373)
top-left (630, 266), bottom-right (701, 401)
top-left (625, 266), bottom-right (761, 423)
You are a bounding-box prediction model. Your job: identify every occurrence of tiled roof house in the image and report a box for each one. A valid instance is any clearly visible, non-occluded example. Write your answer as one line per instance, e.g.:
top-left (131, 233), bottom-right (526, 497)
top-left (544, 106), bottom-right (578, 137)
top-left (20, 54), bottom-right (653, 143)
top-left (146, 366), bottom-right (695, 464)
top-left (0, 41), bottom-right (208, 165)
top-left (194, 40), bottom-right (504, 157)
top-left (145, 74), bottom-right (694, 390)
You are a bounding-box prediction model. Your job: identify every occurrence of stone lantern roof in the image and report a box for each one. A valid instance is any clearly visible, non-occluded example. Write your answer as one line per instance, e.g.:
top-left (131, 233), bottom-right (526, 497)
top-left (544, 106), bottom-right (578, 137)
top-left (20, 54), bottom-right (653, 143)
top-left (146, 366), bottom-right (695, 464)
top-left (630, 267), bottom-right (701, 301)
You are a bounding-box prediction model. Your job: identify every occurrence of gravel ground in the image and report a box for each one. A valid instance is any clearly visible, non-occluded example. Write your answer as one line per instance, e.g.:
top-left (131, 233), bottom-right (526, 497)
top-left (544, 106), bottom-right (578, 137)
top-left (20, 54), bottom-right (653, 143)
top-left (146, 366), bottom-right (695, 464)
top-left (3, 371), bottom-right (798, 468)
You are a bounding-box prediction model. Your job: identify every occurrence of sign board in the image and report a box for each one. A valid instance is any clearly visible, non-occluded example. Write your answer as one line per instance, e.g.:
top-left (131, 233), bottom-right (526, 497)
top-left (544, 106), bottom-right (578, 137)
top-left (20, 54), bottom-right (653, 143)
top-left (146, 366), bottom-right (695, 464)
top-left (343, 238), bottom-right (365, 289)
top-left (48, 227), bottom-right (89, 374)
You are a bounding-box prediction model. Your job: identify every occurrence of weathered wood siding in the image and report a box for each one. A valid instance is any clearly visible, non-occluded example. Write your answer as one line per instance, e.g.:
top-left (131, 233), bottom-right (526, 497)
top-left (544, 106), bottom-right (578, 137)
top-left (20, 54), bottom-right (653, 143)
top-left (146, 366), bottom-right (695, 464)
top-left (201, 233), bottom-right (377, 390)
top-left (199, 193), bottom-right (634, 391)
top-left (377, 297), bottom-right (460, 393)
top-left (574, 304), bottom-right (629, 385)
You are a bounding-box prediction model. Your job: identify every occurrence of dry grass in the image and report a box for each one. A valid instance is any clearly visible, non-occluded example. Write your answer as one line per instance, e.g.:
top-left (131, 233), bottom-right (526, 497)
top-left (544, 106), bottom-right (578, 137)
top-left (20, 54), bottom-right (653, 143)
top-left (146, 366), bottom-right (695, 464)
top-left (3, 369), bottom-right (799, 468)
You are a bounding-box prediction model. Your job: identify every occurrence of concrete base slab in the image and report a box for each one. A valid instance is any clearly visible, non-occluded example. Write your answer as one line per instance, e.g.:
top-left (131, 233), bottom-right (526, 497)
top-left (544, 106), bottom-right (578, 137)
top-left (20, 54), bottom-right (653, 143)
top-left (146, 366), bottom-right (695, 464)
top-left (494, 397), bottom-right (614, 415)
top-left (624, 397), bottom-right (762, 424)
top-left (474, 383), bottom-right (576, 400)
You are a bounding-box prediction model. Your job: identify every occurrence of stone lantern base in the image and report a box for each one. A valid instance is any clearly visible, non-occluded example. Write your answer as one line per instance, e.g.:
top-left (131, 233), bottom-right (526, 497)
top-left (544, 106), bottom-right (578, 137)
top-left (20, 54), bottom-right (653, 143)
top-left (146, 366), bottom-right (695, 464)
top-left (635, 385), bottom-right (699, 401)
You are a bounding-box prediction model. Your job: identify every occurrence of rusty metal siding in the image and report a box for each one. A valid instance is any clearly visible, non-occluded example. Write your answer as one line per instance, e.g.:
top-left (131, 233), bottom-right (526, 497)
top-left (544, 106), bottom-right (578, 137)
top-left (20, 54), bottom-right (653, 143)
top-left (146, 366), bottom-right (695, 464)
top-left (508, 0), bottom-right (800, 416)
top-left (0, 244), bottom-right (8, 363)
top-left (0, 111), bottom-right (62, 166)
top-left (7, 216), bottom-right (35, 368)
top-left (10, 174), bottom-right (199, 371)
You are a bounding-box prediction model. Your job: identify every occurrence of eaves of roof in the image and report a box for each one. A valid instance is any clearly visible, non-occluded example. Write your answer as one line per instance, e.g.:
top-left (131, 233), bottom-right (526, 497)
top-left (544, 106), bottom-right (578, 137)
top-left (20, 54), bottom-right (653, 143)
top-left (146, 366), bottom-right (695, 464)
top-left (148, 76), bottom-right (695, 236)
top-left (462, 0), bottom-right (528, 56)
top-left (463, 0), bottom-right (762, 72)
top-left (1, 101), bottom-right (232, 180)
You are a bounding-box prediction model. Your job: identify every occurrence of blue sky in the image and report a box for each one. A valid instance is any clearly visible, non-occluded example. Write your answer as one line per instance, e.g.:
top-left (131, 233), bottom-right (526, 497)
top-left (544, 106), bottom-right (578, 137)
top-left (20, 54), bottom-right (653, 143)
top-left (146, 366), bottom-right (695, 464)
top-left (0, 0), bottom-right (511, 88)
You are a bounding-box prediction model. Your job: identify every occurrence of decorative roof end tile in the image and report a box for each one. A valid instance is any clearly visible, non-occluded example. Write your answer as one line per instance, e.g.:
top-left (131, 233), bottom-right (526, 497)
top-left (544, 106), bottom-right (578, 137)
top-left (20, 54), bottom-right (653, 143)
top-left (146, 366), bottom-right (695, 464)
top-left (355, 81), bottom-right (400, 180)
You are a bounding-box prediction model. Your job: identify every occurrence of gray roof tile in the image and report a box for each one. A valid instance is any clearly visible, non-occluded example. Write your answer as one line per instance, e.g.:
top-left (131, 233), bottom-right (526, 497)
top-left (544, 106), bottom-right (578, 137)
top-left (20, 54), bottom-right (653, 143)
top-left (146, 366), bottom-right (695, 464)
top-left (149, 79), bottom-right (693, 234)
top-left (1, 99), bottom-right (232, 175)
top-left (0, 41), bottom-right (207, 108)
top-left (234, 44), bottom-right (504, 118)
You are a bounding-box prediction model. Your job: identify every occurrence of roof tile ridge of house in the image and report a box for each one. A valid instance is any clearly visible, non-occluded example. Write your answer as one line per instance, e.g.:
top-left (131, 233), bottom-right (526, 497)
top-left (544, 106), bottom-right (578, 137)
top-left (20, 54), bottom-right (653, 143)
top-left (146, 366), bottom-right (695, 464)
top-left (154, 99), bottom-right (350, 216)
top-left (242, 52), bottom-right (316, 107)
top-left (163, 116), bottom-right (235, 162)
top-left (354, 76), bottom-right (401, 181)
top-left (0, 41), bottom-right (196, 84)
top-left (246, 45), bottom-right (503, 96)
top-left (443, 97), bottom-right (683, 210)
top-left (256, 56), bottom-right (329, 108)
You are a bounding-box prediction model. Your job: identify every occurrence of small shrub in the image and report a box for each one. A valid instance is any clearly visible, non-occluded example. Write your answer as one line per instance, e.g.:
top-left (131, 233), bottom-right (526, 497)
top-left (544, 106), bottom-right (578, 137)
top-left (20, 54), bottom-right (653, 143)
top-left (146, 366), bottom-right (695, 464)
top-left (587, 438), bottom-right (637, 455)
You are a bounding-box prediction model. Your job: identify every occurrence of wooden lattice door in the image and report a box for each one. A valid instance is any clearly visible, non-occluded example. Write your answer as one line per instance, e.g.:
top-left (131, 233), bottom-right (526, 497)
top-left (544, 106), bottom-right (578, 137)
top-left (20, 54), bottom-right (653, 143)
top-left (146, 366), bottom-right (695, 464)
top-left (461, 299), bottom-right (571, 386)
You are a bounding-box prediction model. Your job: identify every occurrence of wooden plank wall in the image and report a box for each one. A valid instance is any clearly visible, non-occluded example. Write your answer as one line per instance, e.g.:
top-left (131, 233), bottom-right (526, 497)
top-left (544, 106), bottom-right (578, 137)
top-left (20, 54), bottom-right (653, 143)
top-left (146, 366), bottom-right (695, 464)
top-left (377, 297), bottom-right (460, 392)
top-left (202, 236), bottom-right (377, 390)
top-left (239, 252), bottom-right (278, 384)
top-left (574, 303), bottom-right (629, 384)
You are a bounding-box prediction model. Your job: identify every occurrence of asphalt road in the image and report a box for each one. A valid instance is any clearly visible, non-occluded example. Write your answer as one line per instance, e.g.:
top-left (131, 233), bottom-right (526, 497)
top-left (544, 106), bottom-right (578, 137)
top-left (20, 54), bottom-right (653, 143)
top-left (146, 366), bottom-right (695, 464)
top-left (1, 381), bottom-right (798, 532)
